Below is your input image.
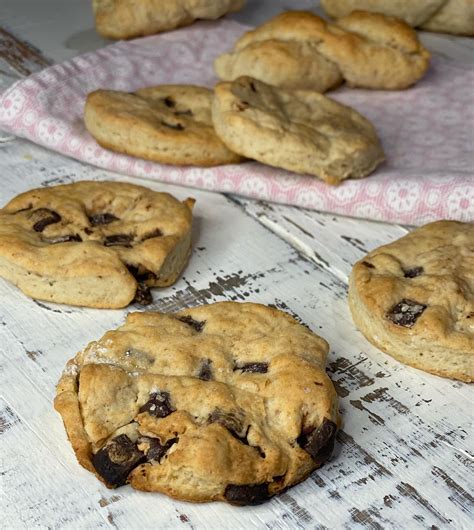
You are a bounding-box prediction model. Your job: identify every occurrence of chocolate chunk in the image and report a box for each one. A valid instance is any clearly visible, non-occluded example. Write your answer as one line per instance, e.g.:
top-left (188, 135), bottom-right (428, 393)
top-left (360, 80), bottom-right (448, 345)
top-left (104, 234), bottom-right (134, 247)
top-left (31, 208), bottom-right (61, 232)
top-left (142, 228), bottom-right (163, 241)
top-left (403, 266), bottom-right (424, 278)
top-left (209, 409), bottom-right (247, 443)
top-left (160, 120), bottom-right (184, 131)
top-left (197, 359), bottom-right (213, 381)
top-left (297, 418), bottom-right (337, 466)
top-left (133, 283), bottom-right (153, 306)
top-left (178, 315), bottom-right (205, 332)
top-left (92, 434), bottom-right (145, 487)
top-left (163, 96), bottom-right (175, 108)
top-left (126, 264), bottom-right (157, 284)
top-left (84, 227), bottom-right (93, 235)
top-left (236, 101), bottom-right (249, 111)
top-left (225, 483), bottom-right (270, 506)
top-left (139, 391), bottom-right (175, 418)
top-left (234, 362), bottom-right (268, 374)
top-left (387, 299), bottom-right (427, 328)
top-left (45, 234), bottom-right (82, 244)
top-left (249, 82), bottom-right (257, 93)
top-left (175, 109), bottom-right (193, 117)
top-left (141, 436), bottom-right (178, 462)
top-left (362, 261), bottom-right (375, 269)
top-left (88, 213), bottom-right (119, 226)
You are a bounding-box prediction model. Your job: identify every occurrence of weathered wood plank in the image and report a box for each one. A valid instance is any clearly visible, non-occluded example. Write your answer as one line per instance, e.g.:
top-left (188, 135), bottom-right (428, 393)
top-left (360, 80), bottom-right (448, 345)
top-left (1, 137), bottom-right (472, 529)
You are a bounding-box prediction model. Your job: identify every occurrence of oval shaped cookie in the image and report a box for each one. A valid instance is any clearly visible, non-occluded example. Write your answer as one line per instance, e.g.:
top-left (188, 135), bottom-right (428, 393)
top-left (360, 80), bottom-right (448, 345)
top-left (0, 180), bottom-right (194, 308)
top-left (85, 86), bottom-right (242, 167)
top-left (349, 221), bottom-right (474, 382)
top-left (212, 76), bottom-right (385, 185)
top-left (54, 302), bottom-right (340, 504)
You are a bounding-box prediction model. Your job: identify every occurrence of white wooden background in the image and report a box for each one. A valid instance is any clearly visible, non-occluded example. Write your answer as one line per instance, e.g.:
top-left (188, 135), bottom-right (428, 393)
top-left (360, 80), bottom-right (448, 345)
top-left (1, 2), bottom-right (473, 529)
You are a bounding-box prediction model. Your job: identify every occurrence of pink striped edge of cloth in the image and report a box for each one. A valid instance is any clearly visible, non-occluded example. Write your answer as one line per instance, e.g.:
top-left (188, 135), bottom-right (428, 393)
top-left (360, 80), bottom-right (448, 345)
top-left (0, 19), bottom-right (472, 225)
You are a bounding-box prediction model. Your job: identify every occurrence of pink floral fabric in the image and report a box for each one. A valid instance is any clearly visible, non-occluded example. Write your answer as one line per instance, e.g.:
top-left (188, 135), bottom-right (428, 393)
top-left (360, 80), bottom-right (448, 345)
top-left (0, 20), bottom-right (472, 225)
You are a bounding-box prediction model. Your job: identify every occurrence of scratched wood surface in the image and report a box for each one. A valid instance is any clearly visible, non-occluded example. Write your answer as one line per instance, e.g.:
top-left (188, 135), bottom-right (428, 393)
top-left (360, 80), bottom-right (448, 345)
top-left (1, 2), bottom-right (473, 529)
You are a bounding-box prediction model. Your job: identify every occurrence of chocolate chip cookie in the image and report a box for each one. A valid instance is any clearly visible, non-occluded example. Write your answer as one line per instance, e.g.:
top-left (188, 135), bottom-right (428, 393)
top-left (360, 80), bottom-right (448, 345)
top-left (212, 76), bottom-right (385, 185)
top-left (85, 86), bottom-right (242, 167)
top-left (349, 221), bottom-right (474, 382)
top-left (0, 181), bottom-right (194, 308)
top-left (54, 302), bottom-right (339, 504)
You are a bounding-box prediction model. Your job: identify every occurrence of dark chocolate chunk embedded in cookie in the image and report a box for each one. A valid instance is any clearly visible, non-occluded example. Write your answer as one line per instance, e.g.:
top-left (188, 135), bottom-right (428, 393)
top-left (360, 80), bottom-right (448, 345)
top-left (139, 391), bottom-right (175, 418)
top-left (45, 234), bottom-right (82, 244)
top-left (139, 436), bottom-right (178, 462)
top-left (88, 212), bottom-right (119, 226)
top-left (197, 359), bottom-right (213, 381)
top-left (133, 282), bottom-right (153, 306)
top-left (104, 234), bottom-right (134, 247)
top-left (297, 418), bottom-right (337, 466)
top-left (92, 434), bottom-right (145, 487)
top-left (234, 362), bottom-right (268, 373)
top-left (178, 315), bottom-right (205, 332)
top-left (30, 208), bottom-right (61, 232)
top-left (224, 483), bottom-right (270, 506)
top-left (403, 266), bottom-right (424, 278)
top-left (387, 299), bottom-right (427, 328)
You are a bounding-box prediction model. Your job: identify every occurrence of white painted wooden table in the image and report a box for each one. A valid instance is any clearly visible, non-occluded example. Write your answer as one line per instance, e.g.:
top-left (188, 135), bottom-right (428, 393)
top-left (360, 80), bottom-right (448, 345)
top-left (1, 2), bottom-right (473, 528)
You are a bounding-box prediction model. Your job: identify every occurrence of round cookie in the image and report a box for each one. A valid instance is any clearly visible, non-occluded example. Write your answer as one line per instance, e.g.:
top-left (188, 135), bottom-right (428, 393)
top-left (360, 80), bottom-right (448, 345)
top-left (211, 76), bottom-right (385, 185)
top-left (0, 181), bottom-right (194, 308)
top-left (349, 221), bottom-right (474, 382)
top-left (214, 10), bottom-right (430, 92)
top-left (54, 302), bottom-right (339, 504)
top-left (93, 0), bottom-right (246, 39)
top-left (84, 86), bottom-right (242, 167)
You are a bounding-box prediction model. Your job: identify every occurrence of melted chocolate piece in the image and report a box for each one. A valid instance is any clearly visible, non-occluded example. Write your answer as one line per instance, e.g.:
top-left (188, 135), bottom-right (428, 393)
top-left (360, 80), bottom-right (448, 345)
top-left (141, 436), bottom-right (178, 462)
top-left (126, 264), bottom-right (157, 284)
top-left (133, 283), bottom-right (153, 306)
top-left (31, 208), bottom-right (61, 232)
top-left (160, 120), bottom-right (184, 131)
top-left (104, 234), bottom-right (134, 247)
top-left (209, 409), bottom-right (248, 443)
top-left (362, 261), bottom-right (375, 269)
top-left (178, 315), bottom-right (205, 332)
top-left (139, 391), bottom-right (175, 418)
top-left (142, 228), bottom-right (163, 241)
top-left (234, 362), bottom-right (268, 374)
top-left (197, 359), bottom-right (213, 381)
top-left (387, 299), bottom-right (427, 328)
top-left (163, 96), bottom-right (175, 108)
top-left (88, 213), bottom-right (119, 226)
top-left (403, 266), bottom-right (424, 278)
top-left (175, 109), bottom-right (193, 117)
top-left (225, 483), bottom-right (270, 506)
top-left (236, 101), bottom-right (249, 111)
top-left (92, 434), bottom-right (145, 487)
top-left (46, 234), bottom-right (82, 244)
top-left (297, 418), bottom-right (337, 466)
top-left (249, 82), bottom-right (257, 92)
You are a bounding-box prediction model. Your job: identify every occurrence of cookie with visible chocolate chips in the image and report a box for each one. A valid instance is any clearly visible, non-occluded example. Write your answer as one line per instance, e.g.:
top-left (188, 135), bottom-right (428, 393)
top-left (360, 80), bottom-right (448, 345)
top-left (54, 302), bottom-right (339, 504)
top-left (349, 221), bottom-right (474, 382)
top-left (0, 180), bottom-right (194, 308)
top-left (85, 86), bottom-right (242, 167)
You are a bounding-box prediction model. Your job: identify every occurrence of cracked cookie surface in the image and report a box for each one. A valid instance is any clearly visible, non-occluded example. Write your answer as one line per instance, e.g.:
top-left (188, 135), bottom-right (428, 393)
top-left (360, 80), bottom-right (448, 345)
top-left (85, 86), bottom-right (242, 167)
top-left (349, 221), bottom-right (474, 382)
top-left (0, 180), bottom-right (194, 308)
top-left (215, 10), bottom-right (430, 91)
top-left (212, 76), bottom-right (384, 185)
top-left (54, 302), bottom-right (339, 504)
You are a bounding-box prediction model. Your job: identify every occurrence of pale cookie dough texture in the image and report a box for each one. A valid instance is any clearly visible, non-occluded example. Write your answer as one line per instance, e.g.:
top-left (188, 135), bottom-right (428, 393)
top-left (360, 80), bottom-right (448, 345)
top-left (0, 181), bottom-right (194, 308)
top-left (214, 10), bottom-right (430, 92)
top-left (349, 221), bottom-right (474, 382)
top-left (321, 0), bottom-right (474, 36)
top-left (54, 302), bottom-right (340, 505)
top-left (212, 76), bottom-right (385, 185)
top-left (93, 0), bottom-right (246, 39)
top-left (85, 86), bottom-right (242, 167)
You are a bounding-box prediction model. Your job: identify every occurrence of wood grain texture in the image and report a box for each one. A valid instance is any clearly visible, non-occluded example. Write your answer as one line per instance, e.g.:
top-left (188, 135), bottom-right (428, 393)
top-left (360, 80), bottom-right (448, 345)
top-left (1, 1), bottom-right (473, 527)
top-left (1, 139), bottom-right (472, 529)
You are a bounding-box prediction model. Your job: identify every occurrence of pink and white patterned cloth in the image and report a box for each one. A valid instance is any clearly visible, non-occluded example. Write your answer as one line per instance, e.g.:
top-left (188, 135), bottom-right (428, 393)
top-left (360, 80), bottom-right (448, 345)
top-left (0, 20), bottom-right (473, 225)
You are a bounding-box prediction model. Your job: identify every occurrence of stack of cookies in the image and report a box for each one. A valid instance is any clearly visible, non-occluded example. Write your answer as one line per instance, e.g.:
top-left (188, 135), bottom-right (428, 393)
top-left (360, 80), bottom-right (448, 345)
top-left (0, 1), bottom-right (471, 510)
